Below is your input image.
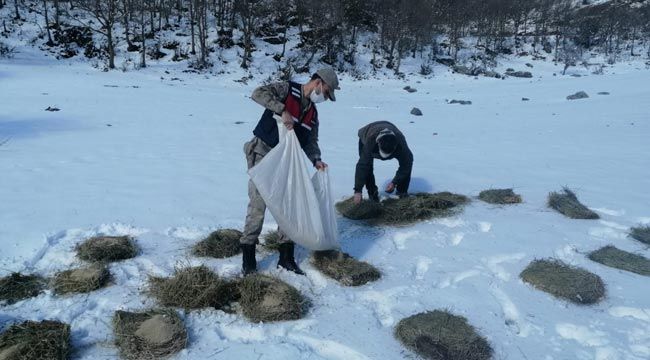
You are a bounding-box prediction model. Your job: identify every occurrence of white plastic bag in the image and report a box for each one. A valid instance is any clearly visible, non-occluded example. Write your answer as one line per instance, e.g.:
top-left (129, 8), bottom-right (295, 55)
top-left (312, 169), bottom-right (338, 248)
top-left (248, 118), bottom-right (339, 251)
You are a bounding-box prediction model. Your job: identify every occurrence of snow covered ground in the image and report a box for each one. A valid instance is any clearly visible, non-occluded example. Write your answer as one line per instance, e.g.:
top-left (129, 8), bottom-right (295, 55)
top-left (1, 49), bottom-right (650, 359)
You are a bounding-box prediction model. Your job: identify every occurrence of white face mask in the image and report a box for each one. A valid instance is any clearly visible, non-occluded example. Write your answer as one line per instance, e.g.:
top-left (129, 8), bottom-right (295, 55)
top-left (309, 84), bottom-right (326, 103)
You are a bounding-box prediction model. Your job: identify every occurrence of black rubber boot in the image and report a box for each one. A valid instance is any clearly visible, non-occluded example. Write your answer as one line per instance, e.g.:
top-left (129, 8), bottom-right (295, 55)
top-left (241, 244), bottom-right (257, 276)
top-left (277, 242), bottom-right (305, 275)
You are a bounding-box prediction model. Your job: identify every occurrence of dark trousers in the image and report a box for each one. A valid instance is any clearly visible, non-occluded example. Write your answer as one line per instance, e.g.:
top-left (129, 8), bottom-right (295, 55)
top-left (358, 140), bottom-right (378, 195)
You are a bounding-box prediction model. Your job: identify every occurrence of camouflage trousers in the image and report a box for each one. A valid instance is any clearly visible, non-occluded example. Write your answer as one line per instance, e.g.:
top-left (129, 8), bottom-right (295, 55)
top-left (240, 136), bottom-right (292, 246)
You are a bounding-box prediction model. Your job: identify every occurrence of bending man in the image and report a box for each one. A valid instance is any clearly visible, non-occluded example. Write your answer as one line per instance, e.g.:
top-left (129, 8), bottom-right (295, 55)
top-left (353, 121), bottom-right (413, 204)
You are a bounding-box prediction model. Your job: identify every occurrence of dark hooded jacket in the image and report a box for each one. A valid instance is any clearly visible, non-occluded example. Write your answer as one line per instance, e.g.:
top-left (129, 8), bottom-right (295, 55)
top-left (354, 121), bottom-right (413, 194)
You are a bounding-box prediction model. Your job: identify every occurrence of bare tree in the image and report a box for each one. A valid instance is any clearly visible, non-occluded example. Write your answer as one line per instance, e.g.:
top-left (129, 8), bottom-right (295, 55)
top-left (71, 0), bottom-right (123, 69)
top-left (234, 0), bottom-right (264, 69)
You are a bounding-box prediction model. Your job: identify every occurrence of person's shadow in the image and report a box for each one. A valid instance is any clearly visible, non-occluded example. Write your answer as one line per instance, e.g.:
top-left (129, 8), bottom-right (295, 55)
top-left (381, 177), bottom-right (433, 193)
top-left (335, 177), bottom-right (433, 259)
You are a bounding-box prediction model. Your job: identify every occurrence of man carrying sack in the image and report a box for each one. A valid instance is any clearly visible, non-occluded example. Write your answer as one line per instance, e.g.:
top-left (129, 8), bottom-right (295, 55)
top-left (240, 67), bottom-right (340, 276)
top-left (353, 121), bottom-right (414, 204)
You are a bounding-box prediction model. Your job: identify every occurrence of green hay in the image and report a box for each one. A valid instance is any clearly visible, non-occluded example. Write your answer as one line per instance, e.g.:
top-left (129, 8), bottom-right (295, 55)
top-left (0, 273), bottom-right (45, 305)
top-left (76, 235), bottom-right (138, 262)
top-left (379, 192), bottom-right (469, 225)
top-left (192, 229), bottom-right (242, 259)
top-left (262, 230), bottom-right (282, 250)
top-left (547, 188), bottom-right (599, 219)
top-left (239, 274), bottom-right (308, 322)
top-left (335, 198), bottom-right (383, 220)
top-left (478, 189), bottom-right (522, 205)
top-left (52, 264), bottom-right (111, 295)
top-left (148, 265), bottom-right (239, 311)
top-left (311, 250), bottom-right (381, 286)
top-left (630, 226), bottom-right (650, 245)
top-left (0, 320), bottom-right (70, 360)
top-left (589, 246), bottom-right (650, 276)
top-left (520, 259), bottom-right (605, 305)
top-left (113, 309), bottom-right (187, 360)
top-left (395, 310), bottom-right (493, 360)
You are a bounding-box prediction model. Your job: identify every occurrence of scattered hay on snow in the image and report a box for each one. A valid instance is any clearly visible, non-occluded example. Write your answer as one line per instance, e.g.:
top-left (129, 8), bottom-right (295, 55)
top-left (478, 189), bottom-right (522, 205)
top-left (380, 192), bottom-right (469, 225)
top-left (630, 225), bottom-right (650, 245)
top-left (547, 188), bottom-right (599, 219)
top-left (192, 229), bottom-right (242, 259)
top-left (520, 259), bottom-right (605, 304)
top-left (113, 309), bottom-right (187, 360)
top-left (148, 265), bottom-right (239, 310)
top-left (0, 320), bottom-right (70, 360)
top-left (337, 192), bottom-right (469, 225)
top-left (52, 263), bottom-right (111, 295)
top-left (239, 274), bottom-right (308, 322)
top-left (262, 230), bottom-right (282, 250)
top-left (0, 273), bottom-right (45, 305)
top-left (394, 310), bottom-right (492, 360)
top-left (311, 250), bottom-right (381, 286)
top-left (335, 197), bottom-right (383, 220)
top-left (76, 235), bottom-right (138, 262)
top-left (589, 246), bottom-right (650, 276)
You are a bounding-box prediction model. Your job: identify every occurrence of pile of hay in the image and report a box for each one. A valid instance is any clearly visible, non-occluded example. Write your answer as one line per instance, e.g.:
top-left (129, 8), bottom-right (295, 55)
top-left (262, 230), bottom-right (282, 250)
top-left (335, 198), bottom-right (383, 220)
top-left (337, 192), bottom-right (469, 225)
top-left (547, 188), bottom-right (599, 219)
top-left (148, 265), bottom-right (239, 310)
top-left (0, 273), bottom-right (45, 305)
top-left (311, 250), bottom-right (381, 286)
top-left (113, 309), bottom-right (187, 360)
top-left (478, 189), bottom-right (522, 205)
top-left (394, 310), bottom-right (492, 360)
top-left (192, 229), bottom-right (242, 259)
top-left (76, 235), bottom-right (139, 262)
top-left (380, 192), bottom-right (469, 225)
top-left (520, 259), bottom-right (605, 304)
top-left (239, 274), bottom-right (308, 322)
top-left (630, 225), bottom-right (650, 245)
top-left (52, 264), bottom-right (111, 295)
top-left (589, 246), bottom-right (650, 276)
top-left (0, 320), bottom-right (70, 360)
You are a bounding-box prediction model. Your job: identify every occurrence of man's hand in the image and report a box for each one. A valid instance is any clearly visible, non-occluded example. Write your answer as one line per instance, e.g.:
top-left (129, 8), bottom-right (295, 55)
top-left (353, 192), bottom-right (362, 204)
top-left (281, 110), bottom-right (294, 130)
top-left (315, 160), bottom-right (328, 171)
top-left (385, 182), bottom-right (396, 194)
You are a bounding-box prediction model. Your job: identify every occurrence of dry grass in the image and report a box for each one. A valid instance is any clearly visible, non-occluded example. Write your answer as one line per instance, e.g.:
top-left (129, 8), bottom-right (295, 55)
top-left (0, 320), bottom-right (70, 360)
top-left (52, 264), bottom-right (111, 295)
top-left (0, 273), bottom-right (45, 305)
top-left (113, 309), bottom-right (187, 360)
top-left (335, 198), bottom-right (383, 220)
top-left (379, 192), bottom-right (469, 225)
top-left (478, 189), bottom-right (522, 204)
top-left (589, 246), bottom-right (650, 276)
top-left (76, 235), bottom-right (139, 262)
top-left (262, 230), bottom-right (282, 250)
top-left (630, 226), bottom-right (650, 245)
top-left (394, 310), bottom-right (492, 360)
top-left (239, 274), bottom-right (309, 322)
top-left (311, 250), bottom-right (380, 286)
top-left (337, 192), bottom-right (469, 225)
top-left (192, 229), bottom-right (242, 259)
top-left (548, 188), bottom-right (599, 219)
top-left (520, 259), bottom-right (605, 304)
top-left (148, 265), bottom-right (239, 311)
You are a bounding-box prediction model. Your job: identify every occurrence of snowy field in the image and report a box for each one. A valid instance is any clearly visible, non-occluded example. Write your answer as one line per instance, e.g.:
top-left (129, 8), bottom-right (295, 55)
top-left (1, 51), bottom-right (650, 359)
